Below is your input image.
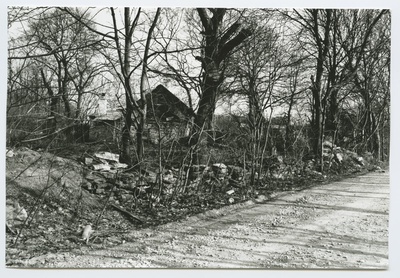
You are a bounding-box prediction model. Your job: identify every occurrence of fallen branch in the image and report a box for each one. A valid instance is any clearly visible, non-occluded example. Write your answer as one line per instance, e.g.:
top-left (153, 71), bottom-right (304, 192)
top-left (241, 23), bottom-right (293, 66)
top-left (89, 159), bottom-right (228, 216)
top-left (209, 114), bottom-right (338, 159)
top-left (110, 204), bottom-right (144, 224)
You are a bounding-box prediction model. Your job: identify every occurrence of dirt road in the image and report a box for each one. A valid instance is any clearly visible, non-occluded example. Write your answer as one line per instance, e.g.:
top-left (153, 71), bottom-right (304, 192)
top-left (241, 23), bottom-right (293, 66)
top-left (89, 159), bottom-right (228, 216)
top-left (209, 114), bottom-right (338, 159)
top-left (25, 171), bottom-right (389, 269)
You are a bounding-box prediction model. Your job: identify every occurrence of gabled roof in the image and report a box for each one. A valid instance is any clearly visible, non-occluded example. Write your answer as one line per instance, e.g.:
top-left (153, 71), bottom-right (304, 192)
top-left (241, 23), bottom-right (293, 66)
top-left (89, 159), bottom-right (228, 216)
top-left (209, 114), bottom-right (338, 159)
top-left (89, 85), bottom-right (194, 123)
top-left (146, 85), bottom-right (195, 121)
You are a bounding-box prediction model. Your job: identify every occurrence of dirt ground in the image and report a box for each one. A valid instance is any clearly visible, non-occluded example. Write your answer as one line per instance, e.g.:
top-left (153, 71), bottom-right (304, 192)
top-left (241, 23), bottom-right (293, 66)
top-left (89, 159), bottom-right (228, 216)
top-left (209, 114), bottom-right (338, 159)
top-left (17, 170), bottom-right (389, 269)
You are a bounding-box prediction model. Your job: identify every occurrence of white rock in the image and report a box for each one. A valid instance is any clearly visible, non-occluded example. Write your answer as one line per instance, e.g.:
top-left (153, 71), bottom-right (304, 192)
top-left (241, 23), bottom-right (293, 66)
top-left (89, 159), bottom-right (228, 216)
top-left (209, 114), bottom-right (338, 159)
top-left (213, 163), bottom-right (227, 169)
top-left (335, 153), bottom-right (343, 163)
top-left (94, 152), bottom-right (119, 162)
top-left (85, 157), bottom-right (93, 165)
top-left (14, 202), bottom-right (28, 221)
top-left (112, 162), bottom-right (128, 169)
top-left (93, 164), bottom-right (111, 171)
top-left (81, 225), bottom-right (93, 244)
top-left (163, 173), bottom-right (176, 184)
top-left (213, 163), bottom-right (228, 174)
top-left (6, 149), bottom-right (14, 158)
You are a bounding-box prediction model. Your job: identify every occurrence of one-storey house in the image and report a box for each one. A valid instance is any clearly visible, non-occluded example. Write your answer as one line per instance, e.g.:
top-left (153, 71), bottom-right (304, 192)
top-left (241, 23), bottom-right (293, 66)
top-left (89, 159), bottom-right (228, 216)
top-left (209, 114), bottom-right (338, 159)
top-left (145, 84), bottom-right (195, 144)
top-left (89, 85), bottom-right (194, 144)
top-left (89, 109), bottom-right (124, 143)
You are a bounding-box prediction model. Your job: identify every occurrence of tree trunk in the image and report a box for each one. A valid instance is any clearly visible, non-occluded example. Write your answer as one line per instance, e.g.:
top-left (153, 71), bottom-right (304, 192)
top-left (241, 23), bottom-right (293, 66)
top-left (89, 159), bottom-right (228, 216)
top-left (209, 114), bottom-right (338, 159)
top-left (309, 9), bottom-right (331, 165)
top-left (190, 56), bottom-right (221, 165)
top-left (191, 57), bottom-right (221, 145)
top-left (326, 88), bottom-right (338, 139)
top-left (190, 8), bottom-right (252, 164)
top-left (311, 80), bottom-right (322, 158)
top-left (285, 85), bottom-right (296, 156)
top-left (119, 8), bottom-right (140, 164)
top-left (40, 69), bottom-right (58, 135)
top-left (121, 99), bottom-right (134, 164)
top-left (120, 41), bottom-right (134, 163)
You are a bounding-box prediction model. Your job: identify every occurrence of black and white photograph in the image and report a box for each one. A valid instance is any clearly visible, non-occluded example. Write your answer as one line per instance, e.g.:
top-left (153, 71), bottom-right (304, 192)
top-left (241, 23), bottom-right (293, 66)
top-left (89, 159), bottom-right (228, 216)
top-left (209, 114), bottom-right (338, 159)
top-left (3, 0), bottom-right (398, 272)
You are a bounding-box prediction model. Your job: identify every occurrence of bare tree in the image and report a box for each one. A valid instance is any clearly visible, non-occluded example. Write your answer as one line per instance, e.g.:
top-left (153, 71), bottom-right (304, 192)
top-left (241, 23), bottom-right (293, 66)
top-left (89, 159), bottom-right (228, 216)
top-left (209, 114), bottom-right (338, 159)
top-left (148, 9), bottom-right (203, 116)
top-left (8, 8), bottom-right (104, 144)
top-left (348, 11), bottom-right (390, 159)
top-left (228, 19), bottom-right (286, 185)
top-left (182, 8), bottom-right (252, 164)
top-left (136, 8), bottom-right (162, 163)
top-left (62, 7), bottom-right (162, 163)
top-left (284, 8), bottom-right (388, 170)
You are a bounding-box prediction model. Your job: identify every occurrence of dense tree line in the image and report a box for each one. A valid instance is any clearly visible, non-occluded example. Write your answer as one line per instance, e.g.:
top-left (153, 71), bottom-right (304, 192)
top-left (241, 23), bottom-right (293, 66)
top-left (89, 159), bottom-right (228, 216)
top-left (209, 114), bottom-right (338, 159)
top-left (7, 7), bottom-right (390, 171)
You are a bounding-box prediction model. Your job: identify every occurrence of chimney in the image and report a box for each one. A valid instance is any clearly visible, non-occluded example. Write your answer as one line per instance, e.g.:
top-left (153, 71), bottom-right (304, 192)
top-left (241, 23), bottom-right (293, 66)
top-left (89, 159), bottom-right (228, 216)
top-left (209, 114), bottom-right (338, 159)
top-left (97, 94), bottom-right (107, 115)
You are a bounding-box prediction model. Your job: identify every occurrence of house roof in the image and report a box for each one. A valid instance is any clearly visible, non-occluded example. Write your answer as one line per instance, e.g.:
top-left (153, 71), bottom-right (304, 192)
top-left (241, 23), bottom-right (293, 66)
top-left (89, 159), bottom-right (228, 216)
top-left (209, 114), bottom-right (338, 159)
top-left (89, 85), bottom-right (194, 123)
top-left (146, 85), bottom-right (195, 121)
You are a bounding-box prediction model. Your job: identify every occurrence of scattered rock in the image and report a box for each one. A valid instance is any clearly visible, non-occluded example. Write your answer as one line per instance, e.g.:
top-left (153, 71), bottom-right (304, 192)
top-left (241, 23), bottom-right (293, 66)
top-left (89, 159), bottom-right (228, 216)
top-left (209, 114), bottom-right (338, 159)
top-left (6, 149), bottom-right (14, 158)
top-left (94, 152), bottom-right (120, 163)
top-left (228, 165), bottom-right (245, 180)
top-left (255, 195), bottom-right (267, 202)
top-left (94, 188), bottom-right (105, 194)
top-left (272, 172), bottom-right (284, 179)
top-left (335, 153), bottom-right (343, 163)
top-left (162, 170), bottom-right (176, 184)
top-left (93, 163), bottom-right (111, 171)
top-left (212, 163), bottom-right (228, 175)
top-left (84, 157), bottom-right (93, 165)
top-left (112, 162), bottom-right (128, 169)
top-left (144, 170), bottom-right (158, 184)
top-left (323, 141), bottom-right (334, 149)
top-left (102, 171), bottom-right (117, 180)
top-left (81, 225), bottom-right (93, 244)
top-left (356, 157), bottom-right (365, 166)
top-left (13, 202), bottom-right (28, 222)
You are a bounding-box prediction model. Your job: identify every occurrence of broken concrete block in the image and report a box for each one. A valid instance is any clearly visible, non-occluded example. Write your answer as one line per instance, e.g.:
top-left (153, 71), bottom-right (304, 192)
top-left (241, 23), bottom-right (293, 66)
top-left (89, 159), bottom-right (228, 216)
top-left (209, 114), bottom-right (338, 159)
top-left (94, 152), bottom-right (119, 163)
top-left (163, 171), bottom-right (176, 184)
top-left (335, 153), bottom-right (343, 163)
top-left (6, 149), bottom-right (14, 158)
top-left (101, 172), bottom-right (115, 180)
top-left (145, 173), bottom-right (158, 184)
top-left (85, 157), bottom-right (93, 165)
top-left (95, 188), bottom-right (105, 194)
top-left (93, 164), bottom-right (111, 171)
top-left (112, 162), bottom-right (128, 169)
top-left (212, 163), bottom-right (228, 174)
top-left (82, 181), bottom-right (92, 190)
top-left (81, 225), bottom-right (93, 244)
top-left (14, 202), bottom-right (28, 222)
